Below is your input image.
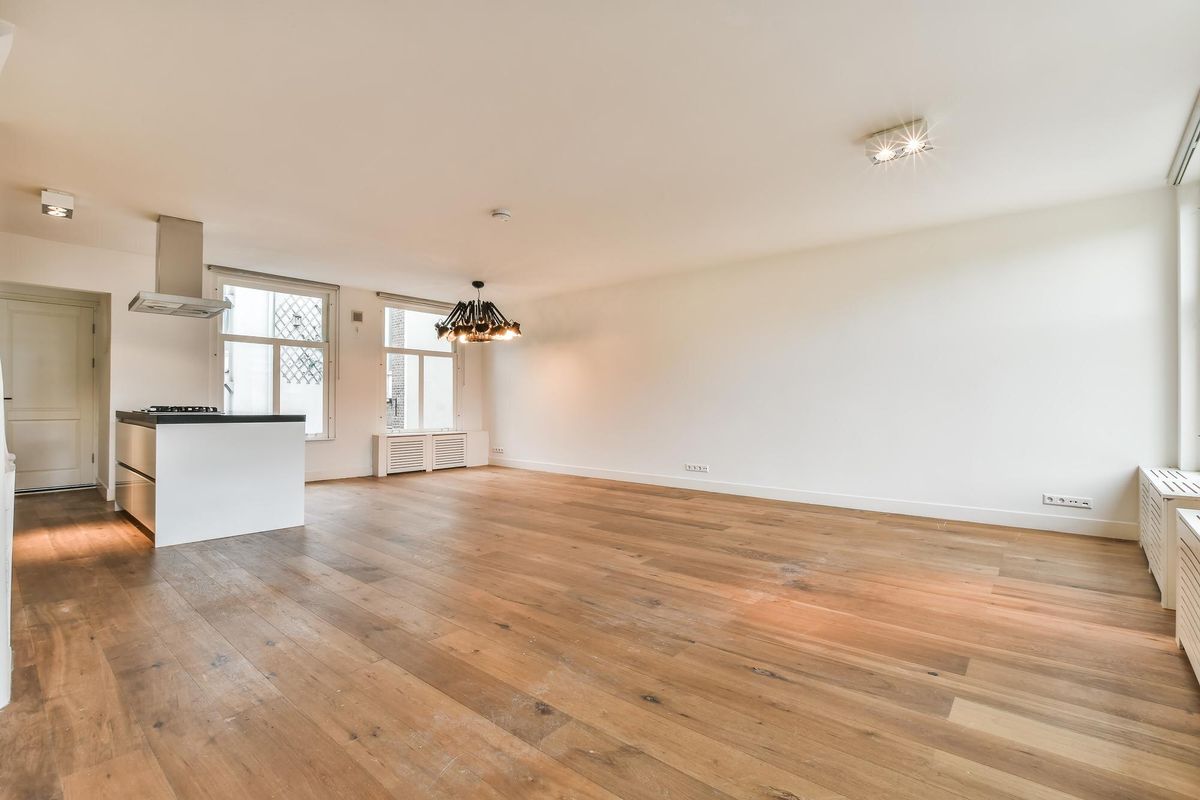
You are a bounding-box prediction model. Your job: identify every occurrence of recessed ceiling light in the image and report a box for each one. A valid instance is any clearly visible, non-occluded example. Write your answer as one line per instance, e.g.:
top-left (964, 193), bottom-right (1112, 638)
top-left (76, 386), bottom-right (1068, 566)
top-left (41, 188), bottom-right (74, 219)
top-left (490, 208), bottom-right (512, 221)
top-left (866, 119), bottom-right (932, 165)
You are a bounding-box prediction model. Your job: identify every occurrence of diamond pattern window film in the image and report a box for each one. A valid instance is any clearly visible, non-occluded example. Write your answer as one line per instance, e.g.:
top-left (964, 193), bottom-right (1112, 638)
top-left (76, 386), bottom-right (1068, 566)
top-left (280, 344), bottom-right (323, 385)
top-left (273, 292), bottom-right (323, 342)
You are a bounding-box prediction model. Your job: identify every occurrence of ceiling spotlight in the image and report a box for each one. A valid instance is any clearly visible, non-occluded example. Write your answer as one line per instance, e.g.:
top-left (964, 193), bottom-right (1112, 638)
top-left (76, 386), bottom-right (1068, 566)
top-left (41, 189), bottom-right (74, 219)
top-left (490, 208), bottom-right (512, 221)
top-left (866, 119), bottom-right (932, 165)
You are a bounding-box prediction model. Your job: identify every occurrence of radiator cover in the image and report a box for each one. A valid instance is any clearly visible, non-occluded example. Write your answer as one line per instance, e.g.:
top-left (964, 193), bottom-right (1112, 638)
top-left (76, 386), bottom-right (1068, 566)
top-left (1138, 466), bottom-right (1200, 609)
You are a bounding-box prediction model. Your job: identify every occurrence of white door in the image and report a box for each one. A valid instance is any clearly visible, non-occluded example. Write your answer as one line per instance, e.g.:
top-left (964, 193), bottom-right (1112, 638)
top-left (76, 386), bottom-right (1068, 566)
top-left (0, 299), bottom-right (96, 491)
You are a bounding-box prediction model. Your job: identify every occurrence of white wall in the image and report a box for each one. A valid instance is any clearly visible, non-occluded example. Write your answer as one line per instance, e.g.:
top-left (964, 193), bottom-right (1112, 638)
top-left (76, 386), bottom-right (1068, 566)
top-left (1, 231), bottom-right (485, 490)
top-left (0, 232), bottom-right (210, 497)
top-left (485, 188), bottom-right (1180, 538)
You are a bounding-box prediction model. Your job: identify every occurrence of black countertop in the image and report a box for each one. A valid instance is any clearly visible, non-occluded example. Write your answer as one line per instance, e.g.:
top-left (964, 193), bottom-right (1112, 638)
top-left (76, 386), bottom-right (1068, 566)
top-left (117, 410), bottom-right (306, 427)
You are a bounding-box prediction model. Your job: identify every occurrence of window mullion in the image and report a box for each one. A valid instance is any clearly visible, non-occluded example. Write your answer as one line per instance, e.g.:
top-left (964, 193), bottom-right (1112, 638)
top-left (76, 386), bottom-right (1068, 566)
top-left (222, 333), bottom-right (269, 346)
top-left (277, 335), bottom-right (324, 348)
top-left (223, 333), bottom-right (320, 348)
top-left (384, 346), bottom-right (447, 357)
top-left (271, 343), bottom-right (279, 417)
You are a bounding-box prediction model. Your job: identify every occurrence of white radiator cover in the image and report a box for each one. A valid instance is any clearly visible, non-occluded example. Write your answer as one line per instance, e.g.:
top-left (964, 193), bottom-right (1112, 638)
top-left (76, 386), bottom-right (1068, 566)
top-left (374, 430), bottom-right (488, 476)
top-left (1138, 467), bottom-right (1200, 609)
top-left (1175, 509), bottom-right (1200, 683)
top-left (432, 434), bottom-right (467, 469)
top-left (385, 436), bottom-right (426, 474)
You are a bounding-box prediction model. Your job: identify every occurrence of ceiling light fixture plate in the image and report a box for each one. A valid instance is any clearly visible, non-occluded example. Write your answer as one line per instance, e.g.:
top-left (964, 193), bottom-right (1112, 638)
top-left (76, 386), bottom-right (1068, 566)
top-left (865, 119), bottom-right (932, 165)
top-left (41, 188), bottom-right (75, 219)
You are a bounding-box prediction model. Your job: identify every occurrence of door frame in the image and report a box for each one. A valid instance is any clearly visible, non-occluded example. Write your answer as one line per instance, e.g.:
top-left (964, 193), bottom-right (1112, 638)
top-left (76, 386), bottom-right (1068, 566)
top-left (0, 289), bottom-right (99, 493)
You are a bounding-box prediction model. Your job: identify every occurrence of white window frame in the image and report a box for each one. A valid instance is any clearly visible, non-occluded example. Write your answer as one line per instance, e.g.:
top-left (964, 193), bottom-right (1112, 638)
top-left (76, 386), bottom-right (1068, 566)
top-left (213, 272), bottom-right (337, 440)
top-left (382, 302), bottom-right (459, 433)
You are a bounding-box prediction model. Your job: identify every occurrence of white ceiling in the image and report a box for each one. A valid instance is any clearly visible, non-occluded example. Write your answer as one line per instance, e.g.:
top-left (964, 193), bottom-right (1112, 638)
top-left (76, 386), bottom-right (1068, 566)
top-left (0, 0), bottom-right (1198, 301)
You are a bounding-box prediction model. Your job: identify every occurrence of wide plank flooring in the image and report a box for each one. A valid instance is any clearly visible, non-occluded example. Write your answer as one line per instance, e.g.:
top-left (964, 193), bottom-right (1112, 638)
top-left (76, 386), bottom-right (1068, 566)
top-left (2, 466), bottom-right (1199, 799)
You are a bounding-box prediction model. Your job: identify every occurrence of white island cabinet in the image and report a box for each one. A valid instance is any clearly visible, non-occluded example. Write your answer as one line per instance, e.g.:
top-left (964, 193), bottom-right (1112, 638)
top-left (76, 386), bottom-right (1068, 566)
top-left (115, 410), bottom-right (305, 547)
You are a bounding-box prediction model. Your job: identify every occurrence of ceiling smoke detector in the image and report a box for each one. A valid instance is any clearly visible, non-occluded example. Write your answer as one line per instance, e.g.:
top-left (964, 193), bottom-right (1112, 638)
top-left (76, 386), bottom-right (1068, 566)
top-left (490, 208), bottom-right (512, 221)
top-left (41, 189), bottom-right (74, 219)
top-left (865, 119), bottom-right (932, 165)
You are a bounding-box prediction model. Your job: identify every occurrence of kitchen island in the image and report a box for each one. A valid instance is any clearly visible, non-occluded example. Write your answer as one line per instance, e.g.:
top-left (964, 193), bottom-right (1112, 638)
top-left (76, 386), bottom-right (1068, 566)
top-left (115, 410), bottom-right (305, 547)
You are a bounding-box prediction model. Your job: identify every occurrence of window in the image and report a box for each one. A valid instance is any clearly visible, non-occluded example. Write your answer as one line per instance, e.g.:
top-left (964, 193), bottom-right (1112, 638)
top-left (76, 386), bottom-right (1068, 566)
top-left (215, 274), bottom-right (336, 439)
top-left (383, 305), bottom-right (456, 432)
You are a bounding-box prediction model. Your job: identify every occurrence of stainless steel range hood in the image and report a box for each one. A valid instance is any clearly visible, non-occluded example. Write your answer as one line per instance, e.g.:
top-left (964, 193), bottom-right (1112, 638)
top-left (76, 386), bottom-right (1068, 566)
top-left (129, 216), bottom-right (232, 318)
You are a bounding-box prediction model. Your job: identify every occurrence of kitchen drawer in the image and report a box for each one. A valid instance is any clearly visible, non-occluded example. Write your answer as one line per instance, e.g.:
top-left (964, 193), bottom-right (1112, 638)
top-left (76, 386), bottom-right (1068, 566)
top-left (115, 463), bottom-right (155, 533)
top-left (117, 421), bottom-right (156, 479)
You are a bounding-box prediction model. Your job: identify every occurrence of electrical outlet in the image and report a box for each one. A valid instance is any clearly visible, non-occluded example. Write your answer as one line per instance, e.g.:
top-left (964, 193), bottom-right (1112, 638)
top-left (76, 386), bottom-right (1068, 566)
top-left (1043, 493), bottom-right (1092, 510)
top-left (491, 447), bottom-right (505, 455)
top-left (684, 463), bottom-right (709, 473)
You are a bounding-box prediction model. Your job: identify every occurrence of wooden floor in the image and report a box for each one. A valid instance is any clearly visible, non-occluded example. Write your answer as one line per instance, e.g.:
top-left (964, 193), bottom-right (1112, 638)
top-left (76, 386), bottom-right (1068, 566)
top-left (2, 468), bottom-right (1199, 800)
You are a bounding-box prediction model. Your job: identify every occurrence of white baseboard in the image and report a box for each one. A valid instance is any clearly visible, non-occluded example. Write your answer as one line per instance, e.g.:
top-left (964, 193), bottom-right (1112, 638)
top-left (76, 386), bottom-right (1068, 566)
top-left (491, 457), bottom-right (1137, 540)
top-left (96, 479), bottom-right (112, 502)
top-left (305, 466), bottom-right (374, 483)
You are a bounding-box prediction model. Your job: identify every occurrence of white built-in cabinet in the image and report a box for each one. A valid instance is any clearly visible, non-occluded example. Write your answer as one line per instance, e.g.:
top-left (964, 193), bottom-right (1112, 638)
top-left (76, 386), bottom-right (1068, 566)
top-left (1137, 467), bottom-right (1200, 609)
top-left (1174, 509), bottom-right (1200, 684)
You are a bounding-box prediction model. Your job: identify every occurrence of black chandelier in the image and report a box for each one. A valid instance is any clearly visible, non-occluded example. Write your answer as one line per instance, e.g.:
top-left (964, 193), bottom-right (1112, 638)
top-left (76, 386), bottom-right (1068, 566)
top-left (434, 281), bottom-right (522, 343)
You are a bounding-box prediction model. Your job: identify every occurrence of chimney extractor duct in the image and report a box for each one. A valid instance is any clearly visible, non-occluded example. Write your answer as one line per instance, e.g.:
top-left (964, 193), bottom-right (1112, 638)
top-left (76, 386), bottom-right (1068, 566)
top-left (129, 216), bottom-right (231, 318)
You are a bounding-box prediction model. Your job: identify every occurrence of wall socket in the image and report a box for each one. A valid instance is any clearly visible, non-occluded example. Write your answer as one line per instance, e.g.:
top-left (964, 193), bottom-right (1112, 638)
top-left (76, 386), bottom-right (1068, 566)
top-left (491, 447), bottom-right (505, 455)
top-left (1043, 493), bottom-right (1092, 510)
top-left (684, 463), bottom-right (710, 473)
